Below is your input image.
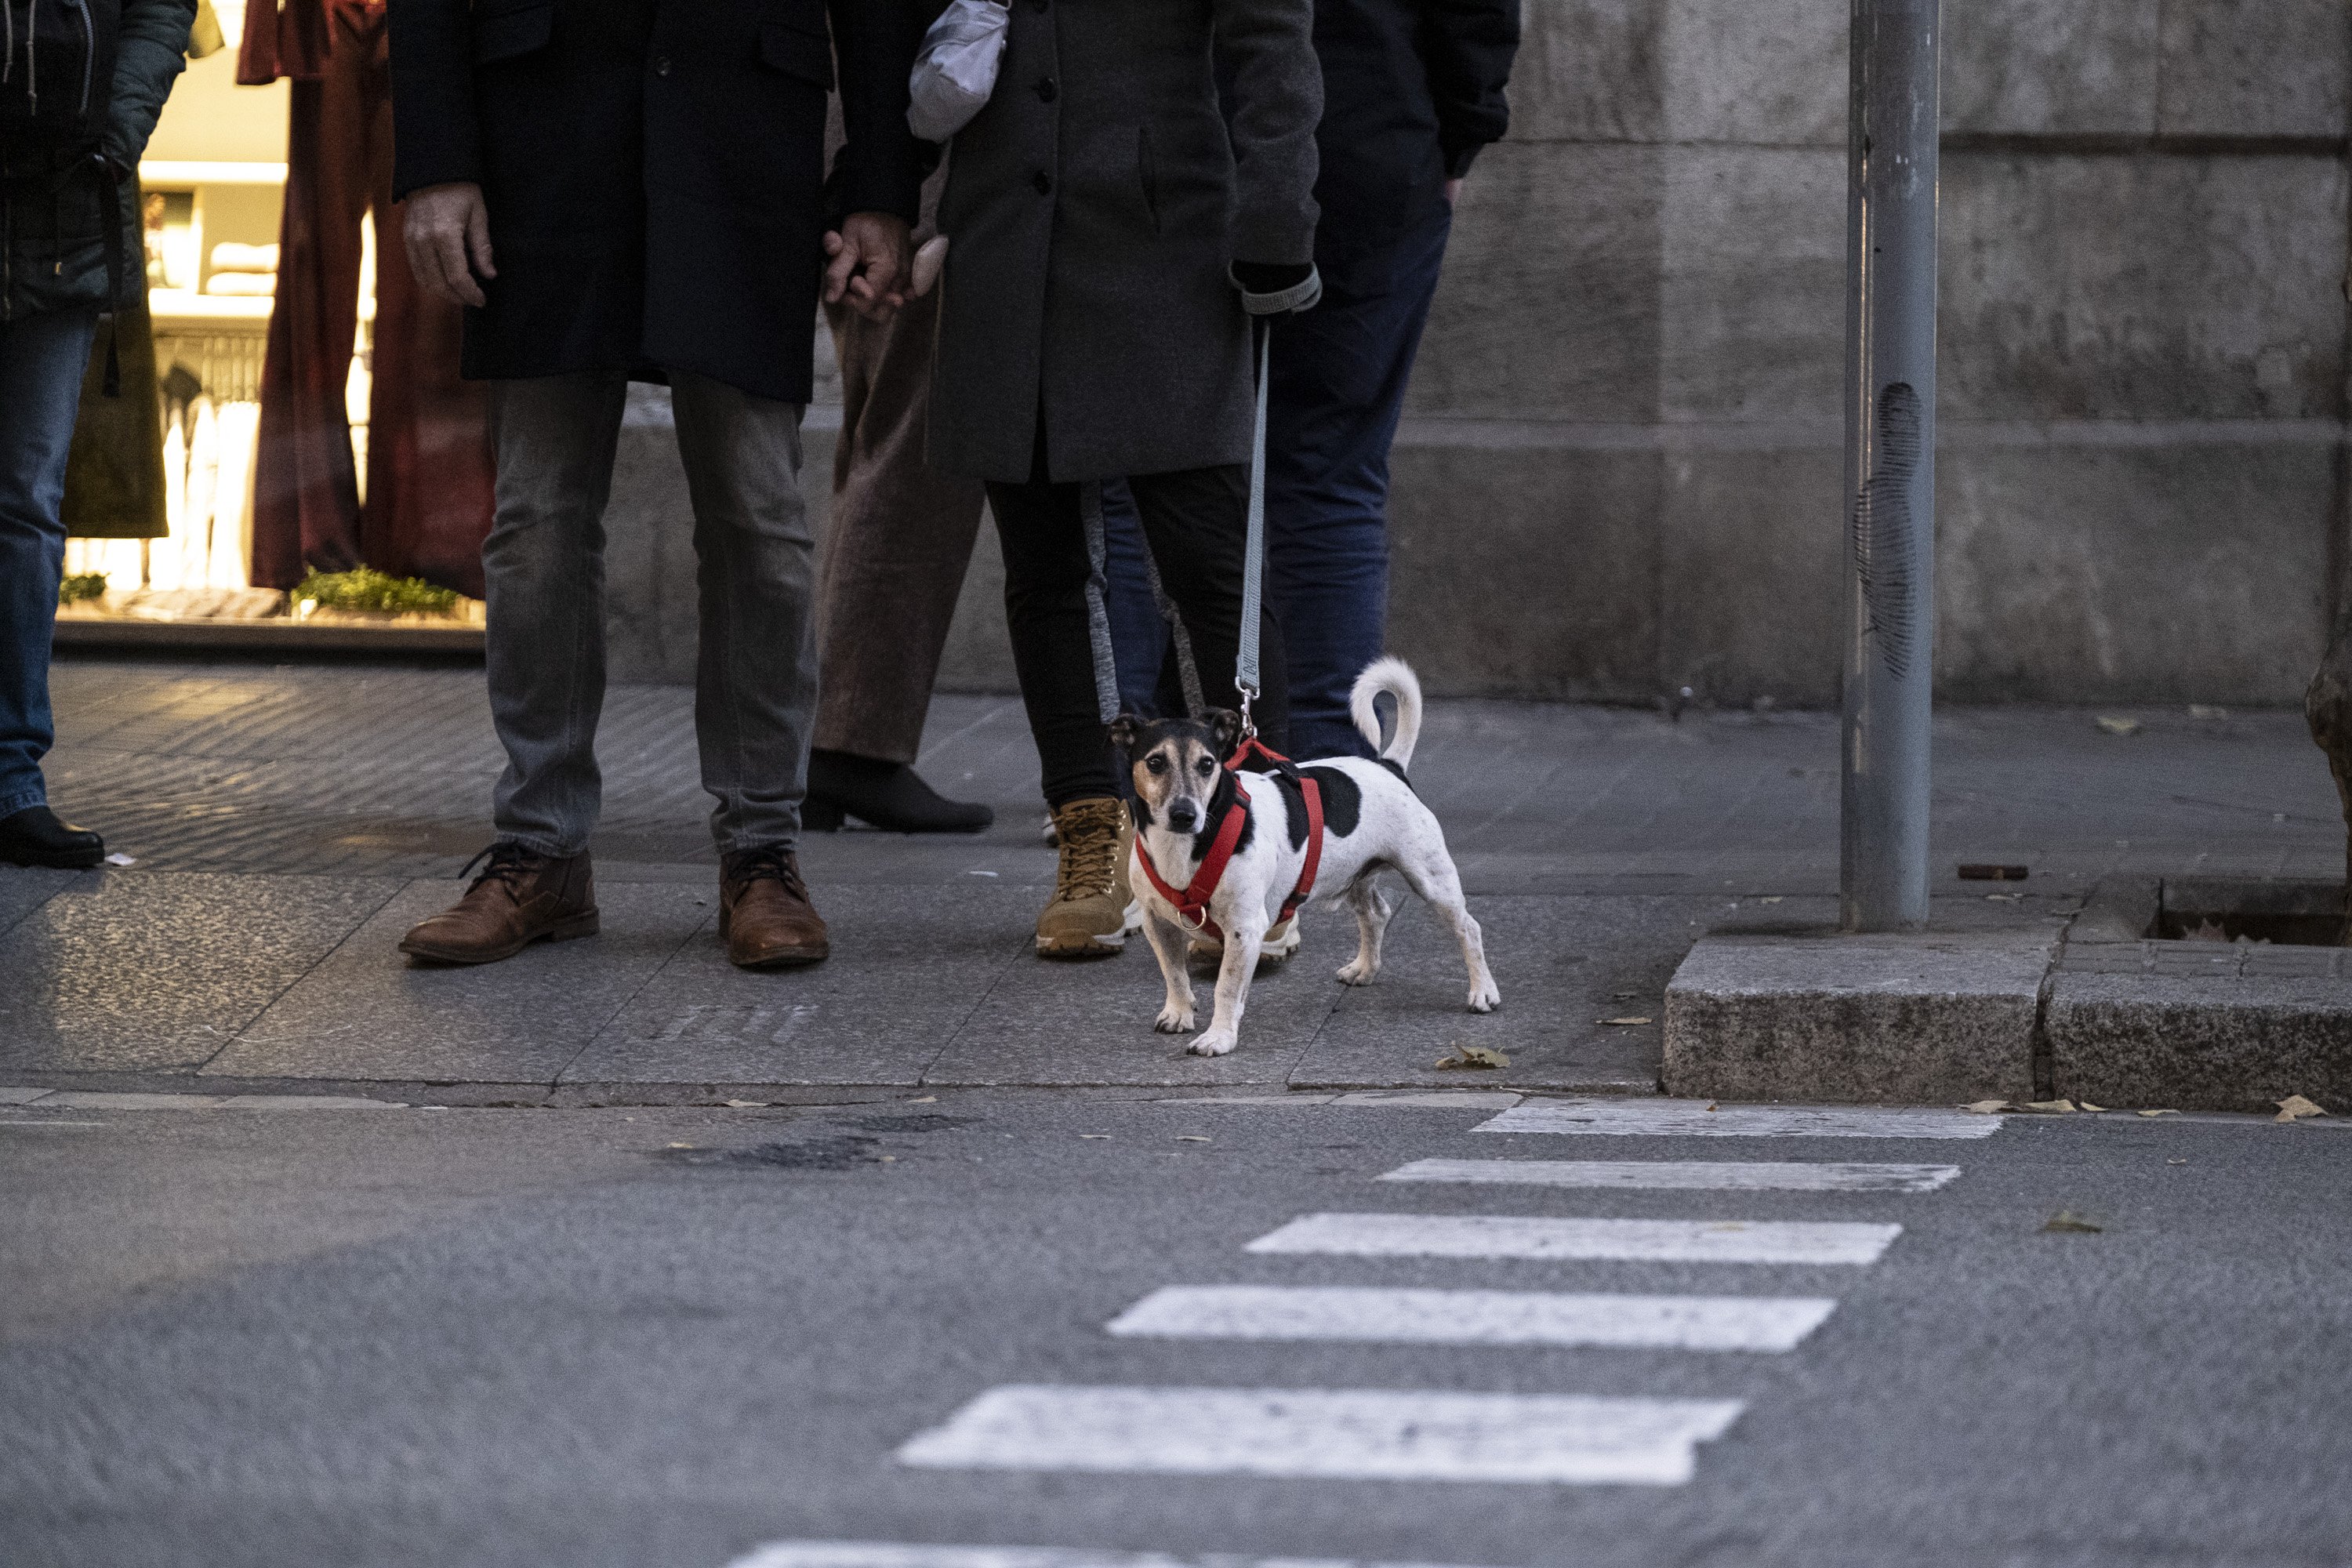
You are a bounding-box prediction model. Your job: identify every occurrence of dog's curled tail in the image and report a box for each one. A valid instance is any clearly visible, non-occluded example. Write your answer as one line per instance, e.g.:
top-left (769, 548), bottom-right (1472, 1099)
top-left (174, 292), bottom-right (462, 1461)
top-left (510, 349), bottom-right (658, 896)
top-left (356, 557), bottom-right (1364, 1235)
top-left (1349, 655), bottom-right (1425, 771)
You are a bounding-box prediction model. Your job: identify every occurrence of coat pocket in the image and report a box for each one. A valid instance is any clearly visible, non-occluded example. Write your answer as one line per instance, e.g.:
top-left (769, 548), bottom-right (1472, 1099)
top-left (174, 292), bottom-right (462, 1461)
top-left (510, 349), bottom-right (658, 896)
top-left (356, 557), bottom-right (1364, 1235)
top-left (473, 0), bottom-right (553, 64)
top-left (759, 20), bottom-right (835, 89)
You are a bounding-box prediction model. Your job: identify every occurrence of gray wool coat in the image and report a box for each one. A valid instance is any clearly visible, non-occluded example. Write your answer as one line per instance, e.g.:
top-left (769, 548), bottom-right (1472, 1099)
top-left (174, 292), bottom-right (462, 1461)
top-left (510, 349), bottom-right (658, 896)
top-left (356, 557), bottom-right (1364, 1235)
top-left (926, 0), bottom-right (1322, 484)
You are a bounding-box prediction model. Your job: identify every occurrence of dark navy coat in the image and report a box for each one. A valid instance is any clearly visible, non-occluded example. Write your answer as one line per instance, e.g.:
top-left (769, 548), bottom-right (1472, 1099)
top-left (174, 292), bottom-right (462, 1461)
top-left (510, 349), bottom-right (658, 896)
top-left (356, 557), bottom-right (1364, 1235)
top-left (1309, 0), bottom-right (1517, 261)
top-left (387, 0), bottom-right (926, 403)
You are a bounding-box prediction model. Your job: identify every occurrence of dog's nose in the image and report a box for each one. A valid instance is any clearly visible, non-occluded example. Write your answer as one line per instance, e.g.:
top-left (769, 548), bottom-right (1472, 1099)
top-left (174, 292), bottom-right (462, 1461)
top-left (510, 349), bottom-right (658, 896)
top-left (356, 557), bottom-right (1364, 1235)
top-left (1167, 800), bottom-right (1200, 831)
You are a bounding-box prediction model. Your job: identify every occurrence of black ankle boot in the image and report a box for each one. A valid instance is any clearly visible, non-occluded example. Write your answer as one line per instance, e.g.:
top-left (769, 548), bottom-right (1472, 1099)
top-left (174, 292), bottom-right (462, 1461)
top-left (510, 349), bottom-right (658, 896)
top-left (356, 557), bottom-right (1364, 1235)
top-left (806, 750), bottom-right (993, 833)
top-left (0, 806), bottom-right (106, 869)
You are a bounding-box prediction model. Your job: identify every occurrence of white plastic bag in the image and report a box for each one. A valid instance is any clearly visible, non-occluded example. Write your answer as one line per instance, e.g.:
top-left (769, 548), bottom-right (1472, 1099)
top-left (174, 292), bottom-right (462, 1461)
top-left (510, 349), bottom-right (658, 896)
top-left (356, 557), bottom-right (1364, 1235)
top-left (907, 0), bottom-right (1010, 143)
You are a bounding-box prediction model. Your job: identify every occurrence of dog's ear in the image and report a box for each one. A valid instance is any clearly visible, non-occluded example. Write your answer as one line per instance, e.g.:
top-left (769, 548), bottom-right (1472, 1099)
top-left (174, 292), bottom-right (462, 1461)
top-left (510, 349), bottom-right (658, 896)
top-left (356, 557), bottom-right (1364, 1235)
top-left (1203, 708), bottom-right (1243, 759)
top-left (1108, 713), bottom-right (1144, 753)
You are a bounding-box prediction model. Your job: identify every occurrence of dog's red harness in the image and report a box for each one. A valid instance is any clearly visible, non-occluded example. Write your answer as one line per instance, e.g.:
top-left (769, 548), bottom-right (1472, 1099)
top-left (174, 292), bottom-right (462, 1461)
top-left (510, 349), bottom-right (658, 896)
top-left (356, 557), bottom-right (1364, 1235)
top-left (1133, 736), bottom-right (1322, 944)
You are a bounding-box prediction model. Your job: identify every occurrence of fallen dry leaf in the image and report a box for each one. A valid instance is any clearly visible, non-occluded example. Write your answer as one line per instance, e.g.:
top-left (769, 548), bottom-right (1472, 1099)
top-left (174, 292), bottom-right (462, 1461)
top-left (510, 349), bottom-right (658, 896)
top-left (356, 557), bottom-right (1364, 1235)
top-left (2022, 1099), bottom-right (2078, 1114)
top-left (666, 1142), bottom-right (695, 1149)
top-left (2043, 1210), bottom-right (2103, 1234)
top-left (722, 1099), bottom-right (769, 1109)
top-left (1759, 896), bottom-right (1784, 905)
top-left (2096, 716), bottom-right (2142, 736)
top-left (2136, 1108), bottom-right (2180, 1118)
top-left (2167, 1158), bottom-right (2188, 1165)
top-left (2078, 1102), bottom-right (2108, 1113)
top-left (1960, 1100), bottom-right (2016, 1114)
top-left (908, 1095), bottom-right (938, 1104)
top-left (1704, 1102), bottom-right (1719, 1112)
top-left (1597, 1016), bottom-right (1653, 1027)
top-left (2188, 704), bottom-right (2228, 720)
top-left (2275, 1094), bottom-right (2328, 1123)
top-left (1079, 1134), bottom-right (1112, 1140)
top-left (1177, 1135), bottom-right (1212, 1143)
top-left (1436, 1045), bottom-right (1510, 1070)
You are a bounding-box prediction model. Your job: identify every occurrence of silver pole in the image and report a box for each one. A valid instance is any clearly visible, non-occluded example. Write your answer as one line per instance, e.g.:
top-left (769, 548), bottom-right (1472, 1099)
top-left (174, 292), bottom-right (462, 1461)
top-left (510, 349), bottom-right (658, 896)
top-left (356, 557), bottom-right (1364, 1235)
top-left (1840, 0), bottom-right (1940, 931)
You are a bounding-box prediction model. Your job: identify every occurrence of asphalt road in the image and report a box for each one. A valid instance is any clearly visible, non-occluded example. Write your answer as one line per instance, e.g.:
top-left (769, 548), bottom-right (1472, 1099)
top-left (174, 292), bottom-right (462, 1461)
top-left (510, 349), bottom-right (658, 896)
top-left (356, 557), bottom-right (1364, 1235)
top-left (2, 1091), bottom-right (2348, 1568)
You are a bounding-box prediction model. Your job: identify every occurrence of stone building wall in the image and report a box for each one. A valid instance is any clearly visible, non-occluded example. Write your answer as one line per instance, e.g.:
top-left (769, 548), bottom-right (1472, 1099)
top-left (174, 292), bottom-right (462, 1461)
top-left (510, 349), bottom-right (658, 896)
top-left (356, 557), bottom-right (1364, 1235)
top-left (1388, 0), bottom-right (2350, 707)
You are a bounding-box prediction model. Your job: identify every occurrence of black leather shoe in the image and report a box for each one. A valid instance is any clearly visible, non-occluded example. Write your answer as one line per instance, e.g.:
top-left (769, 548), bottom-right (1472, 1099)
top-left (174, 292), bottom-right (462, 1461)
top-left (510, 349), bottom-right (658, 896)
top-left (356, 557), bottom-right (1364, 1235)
top-left (0, 806), bottom-right (106, 869)
top-left (805, 750), bottom-right (993, 833)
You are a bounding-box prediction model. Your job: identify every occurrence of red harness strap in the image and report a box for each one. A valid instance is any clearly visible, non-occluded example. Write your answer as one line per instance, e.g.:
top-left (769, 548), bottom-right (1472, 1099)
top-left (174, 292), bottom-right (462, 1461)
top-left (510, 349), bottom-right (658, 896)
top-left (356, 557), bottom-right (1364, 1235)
top-left (1131, 745), bottom-right (1324, 944)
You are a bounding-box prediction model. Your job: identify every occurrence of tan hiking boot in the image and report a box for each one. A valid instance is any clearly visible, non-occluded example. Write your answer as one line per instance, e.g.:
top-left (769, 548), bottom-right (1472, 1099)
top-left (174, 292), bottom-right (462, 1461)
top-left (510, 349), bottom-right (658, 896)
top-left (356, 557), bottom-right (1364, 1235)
top-left (1036, 797), bottom-right (1139, 957)
top-left (720, 845), bottom-right (831, 969)
top-left (399, 844), bottom-right (598, 965)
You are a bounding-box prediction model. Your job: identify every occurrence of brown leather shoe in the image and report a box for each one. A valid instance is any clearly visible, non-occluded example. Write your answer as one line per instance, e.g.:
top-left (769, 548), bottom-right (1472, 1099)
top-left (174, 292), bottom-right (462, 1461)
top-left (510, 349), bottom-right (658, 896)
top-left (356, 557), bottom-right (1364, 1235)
top-left (399, 844), bottom-right (598, 965)
top-left (720, 844), bottom-right (830, 969)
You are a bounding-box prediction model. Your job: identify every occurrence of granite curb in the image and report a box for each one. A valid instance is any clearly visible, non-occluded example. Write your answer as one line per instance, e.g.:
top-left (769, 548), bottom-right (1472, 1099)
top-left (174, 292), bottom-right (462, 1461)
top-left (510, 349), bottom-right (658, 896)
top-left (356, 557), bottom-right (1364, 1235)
top-left (1663, 876), bottom-right (2352, 1112)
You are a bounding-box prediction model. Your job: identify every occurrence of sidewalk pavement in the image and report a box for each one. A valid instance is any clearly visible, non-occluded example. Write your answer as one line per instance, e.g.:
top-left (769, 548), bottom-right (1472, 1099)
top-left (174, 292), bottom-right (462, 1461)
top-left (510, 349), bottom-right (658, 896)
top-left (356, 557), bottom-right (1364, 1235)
top-left (0, 656), bottom-right (2340, 1104)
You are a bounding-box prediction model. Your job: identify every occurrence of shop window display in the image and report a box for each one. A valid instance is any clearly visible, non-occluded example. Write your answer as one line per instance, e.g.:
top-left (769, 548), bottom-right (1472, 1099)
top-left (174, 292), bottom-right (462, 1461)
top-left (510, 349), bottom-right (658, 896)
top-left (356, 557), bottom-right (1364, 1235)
top-left (56, 0), bottom-right (490, 644)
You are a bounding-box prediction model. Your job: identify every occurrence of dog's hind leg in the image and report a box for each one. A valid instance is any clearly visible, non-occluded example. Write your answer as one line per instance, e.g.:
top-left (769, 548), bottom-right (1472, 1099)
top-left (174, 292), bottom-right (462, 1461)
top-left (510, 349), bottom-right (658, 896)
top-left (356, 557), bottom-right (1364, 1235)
top-left (1336, 877), bottom-right (1393, 986)
top-left (1190, 914), bottom-right (1265, 1056)
top-left (1396, 852), bottom-right (1500, 1013)
top-left (1141, 909), bottom-right (1199, 1035)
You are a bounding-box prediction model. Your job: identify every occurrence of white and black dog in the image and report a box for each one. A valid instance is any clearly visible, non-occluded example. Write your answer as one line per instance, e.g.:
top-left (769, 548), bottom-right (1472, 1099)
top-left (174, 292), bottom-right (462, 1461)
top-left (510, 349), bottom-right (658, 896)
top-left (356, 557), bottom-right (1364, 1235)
top-left (1109, 657), bottom-right (1499, 1057)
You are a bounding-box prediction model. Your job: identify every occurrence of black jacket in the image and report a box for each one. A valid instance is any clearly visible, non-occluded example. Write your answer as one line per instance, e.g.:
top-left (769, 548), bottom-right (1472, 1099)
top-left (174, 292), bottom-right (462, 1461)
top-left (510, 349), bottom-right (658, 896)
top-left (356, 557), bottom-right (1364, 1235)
top-left (0, 0), bottom-right (194, 321)
top-left (1310, 0), bottom-right (1516, 254)
top-left (387, 0), bottom-right (925, 402)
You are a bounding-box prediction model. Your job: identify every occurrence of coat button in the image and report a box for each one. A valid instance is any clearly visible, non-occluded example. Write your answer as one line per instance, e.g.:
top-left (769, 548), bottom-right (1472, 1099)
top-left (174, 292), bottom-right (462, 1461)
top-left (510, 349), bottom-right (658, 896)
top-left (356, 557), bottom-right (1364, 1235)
top-left (1032, 171), bottom-right (1053, 195)
top-left (1035, 77), bottom-right (1057, 102)
top-left (653, 55), bottom-right (671, 77)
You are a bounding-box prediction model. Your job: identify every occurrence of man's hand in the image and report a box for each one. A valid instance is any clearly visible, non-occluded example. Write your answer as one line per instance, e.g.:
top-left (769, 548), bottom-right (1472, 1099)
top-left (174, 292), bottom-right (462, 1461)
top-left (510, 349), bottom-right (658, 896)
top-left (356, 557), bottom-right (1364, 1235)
top-left (823, 212), bottom-right (913, 322)
top-left (404, 182), bottom-right (495, 308)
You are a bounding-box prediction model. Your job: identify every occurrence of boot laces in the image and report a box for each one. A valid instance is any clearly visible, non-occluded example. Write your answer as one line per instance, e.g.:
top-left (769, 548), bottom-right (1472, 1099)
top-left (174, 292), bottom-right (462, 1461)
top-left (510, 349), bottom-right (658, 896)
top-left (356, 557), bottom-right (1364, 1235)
top-left (1053, 802), bottom-right (1123, 902)
top-left (728, 844), bottom-right (808, 899)
top-left (457, 842), bottom-right (541, 898)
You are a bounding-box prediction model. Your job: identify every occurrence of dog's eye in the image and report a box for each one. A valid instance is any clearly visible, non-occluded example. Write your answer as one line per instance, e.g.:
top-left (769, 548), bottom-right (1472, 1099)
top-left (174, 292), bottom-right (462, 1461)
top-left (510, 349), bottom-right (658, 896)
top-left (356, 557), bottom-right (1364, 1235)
top-left (1145, 753), bottom-right (1168, 774)
top-left (1196, 759), bottom-right (1215, 777)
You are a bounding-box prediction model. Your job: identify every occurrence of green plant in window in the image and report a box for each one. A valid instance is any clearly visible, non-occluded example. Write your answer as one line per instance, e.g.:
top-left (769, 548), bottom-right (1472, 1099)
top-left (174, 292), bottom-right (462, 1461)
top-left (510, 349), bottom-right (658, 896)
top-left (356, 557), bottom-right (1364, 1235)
top-left (58, 572), bottom-right (110, 606)
top-left (293, 568), bottom-right (462, 615)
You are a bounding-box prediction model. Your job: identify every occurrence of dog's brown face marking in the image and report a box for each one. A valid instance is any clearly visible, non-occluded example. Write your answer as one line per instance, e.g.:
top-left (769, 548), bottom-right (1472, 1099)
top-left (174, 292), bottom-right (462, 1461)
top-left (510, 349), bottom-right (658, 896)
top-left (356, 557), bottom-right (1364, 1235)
top-left (1134, 734), bottom-right (1222, 832)
top-left (1112, 711), bottom-right (1241, 836)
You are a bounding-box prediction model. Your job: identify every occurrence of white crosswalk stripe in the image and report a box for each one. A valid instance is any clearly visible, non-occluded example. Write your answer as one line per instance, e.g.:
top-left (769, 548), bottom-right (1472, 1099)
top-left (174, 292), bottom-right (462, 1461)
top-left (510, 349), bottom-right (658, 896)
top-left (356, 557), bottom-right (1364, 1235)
top-left (895, 1104), bottom-right (1955, 1496)
top-left (1380, 1157), bottom-right (1961, 1192)
top-left (1247, 1211), bottom-right (1903, 1265)
top-left (895, 1384), bottom-right (1746, 1486)
top-left (728, 1545), bottom-right (1500, 1568)
top-left (1476, 1100), bottom-right (2001, 1139)
top-left (1105, 1284), bottom-right (1838, 1351)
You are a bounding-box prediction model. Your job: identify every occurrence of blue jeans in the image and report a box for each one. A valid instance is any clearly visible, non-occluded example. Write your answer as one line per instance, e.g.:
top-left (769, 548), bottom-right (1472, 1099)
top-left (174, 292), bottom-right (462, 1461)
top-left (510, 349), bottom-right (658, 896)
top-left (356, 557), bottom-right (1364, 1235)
top-left (0, 309), bottom-right (99, 818)
top-left (1098, 479), bottom-right (1175, 717)
top-left (1102, 205), bottom-right (1453, 756)
top-left (1265, 204), bottom-right (1453, 758)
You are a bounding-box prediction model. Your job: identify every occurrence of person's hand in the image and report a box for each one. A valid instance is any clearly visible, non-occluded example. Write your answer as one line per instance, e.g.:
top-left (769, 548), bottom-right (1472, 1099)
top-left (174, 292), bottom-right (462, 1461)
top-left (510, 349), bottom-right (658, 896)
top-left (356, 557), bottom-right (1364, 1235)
top-left (404, 181), bottom-right (495, 308)
top-left (1444, 176), bottom-right (1464, 207)
top-left (823, 212), bottom-right (913, 321)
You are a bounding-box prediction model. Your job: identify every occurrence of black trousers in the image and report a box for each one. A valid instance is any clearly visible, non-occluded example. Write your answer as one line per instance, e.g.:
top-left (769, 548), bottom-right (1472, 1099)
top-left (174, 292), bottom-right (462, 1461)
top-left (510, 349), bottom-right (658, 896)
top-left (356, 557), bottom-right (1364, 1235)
top-left (989, 452), bottom-right (1288, 808)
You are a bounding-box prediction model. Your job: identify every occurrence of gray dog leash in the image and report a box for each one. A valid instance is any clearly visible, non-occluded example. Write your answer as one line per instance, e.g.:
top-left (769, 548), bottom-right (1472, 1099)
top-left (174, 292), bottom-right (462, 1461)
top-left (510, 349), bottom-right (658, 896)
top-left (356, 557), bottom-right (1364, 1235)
top-left (1234, 320), bottom-right (1270, 736)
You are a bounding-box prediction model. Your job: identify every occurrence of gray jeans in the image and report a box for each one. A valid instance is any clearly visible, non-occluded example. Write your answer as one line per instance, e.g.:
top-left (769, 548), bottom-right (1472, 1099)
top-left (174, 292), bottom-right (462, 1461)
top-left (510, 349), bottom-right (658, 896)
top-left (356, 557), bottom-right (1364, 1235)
top-left (484, 370), bottom-right (816, 858)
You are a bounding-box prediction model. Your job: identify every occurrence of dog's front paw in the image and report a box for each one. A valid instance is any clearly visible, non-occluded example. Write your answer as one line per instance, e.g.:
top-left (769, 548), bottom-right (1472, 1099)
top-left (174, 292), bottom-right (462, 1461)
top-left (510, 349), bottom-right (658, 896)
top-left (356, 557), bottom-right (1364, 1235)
top-left (1154, 1003), bottom-right (1197, 1034)
top-left (1466, 977), bottom-right (1501, 1014)
top-left (1335, 956), bottom-right (1377, 986)
top-left (1187, 1029), bottom-right (1238, 1057)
